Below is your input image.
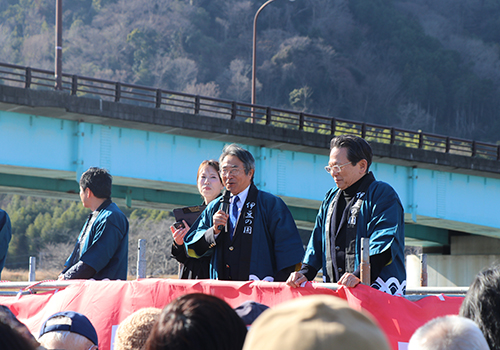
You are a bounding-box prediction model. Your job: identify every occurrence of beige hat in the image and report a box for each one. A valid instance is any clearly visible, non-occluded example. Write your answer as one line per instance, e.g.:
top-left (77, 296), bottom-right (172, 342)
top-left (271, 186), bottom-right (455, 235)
top-left (114, 307), bottom-right (161, 350)
top-left (243, 295), bottom-right (391, 350)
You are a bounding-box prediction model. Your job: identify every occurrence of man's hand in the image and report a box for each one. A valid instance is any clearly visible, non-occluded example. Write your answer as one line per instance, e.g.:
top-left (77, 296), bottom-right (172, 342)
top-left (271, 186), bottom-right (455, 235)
top-left (213, 210), bottom-right (229, 235)
top-left (58, 273), bottom-right (65, 281)
top-left (170, 220), bottom-right (190, 245)
top-left (338, 272), bottom-right (360, 288)
top-left (286, 271), bottom-right (307, 288)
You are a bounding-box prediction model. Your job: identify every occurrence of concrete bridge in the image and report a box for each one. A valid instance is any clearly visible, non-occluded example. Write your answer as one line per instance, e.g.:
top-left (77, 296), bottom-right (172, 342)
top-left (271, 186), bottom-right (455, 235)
top-left (0, 65), bottom-right (499, 287)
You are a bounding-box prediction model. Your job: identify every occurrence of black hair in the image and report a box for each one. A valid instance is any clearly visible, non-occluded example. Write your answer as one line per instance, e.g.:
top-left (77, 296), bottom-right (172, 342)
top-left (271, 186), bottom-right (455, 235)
top-left (330, 135), bottom-right (373, 171)
top-left (460, 264), bottom-right (500, 350)
top-left (145, 293), bottom-right (247, 350)
top-left (79, 167), bottom-right (112, 199)
top-left (0, 320), bottom-right (36, 350)
top-left (0, 305), bottom-right (39, 349)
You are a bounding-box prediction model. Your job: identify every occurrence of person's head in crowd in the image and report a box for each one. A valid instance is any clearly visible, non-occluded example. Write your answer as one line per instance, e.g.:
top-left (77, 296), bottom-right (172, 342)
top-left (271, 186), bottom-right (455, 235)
top-left (145, 293), bottom-right (247, 350)
top-left (79, 167), bottom-right (112, 201)
top-left (0, 305), bottom-right (41, 349)
top-left (328, 135), bottom-right (372, 190)
top-left (218, 144), bottom-right (255, 195)
top-left (408, 315), bottom-right (490, 350)
top-left (114, 307), bottom-right (161, 350)
top-left (0, 319), bottom-right (37, 350)
top-left (197, 160), bottom-right (224, 204)
top-left (460, 264), bottom-right (500, 350)
top-left (233, 300), bottom-right (269, 329)
top-left (38, 311), bottom-right (98, 350)
top-left (234, 300), bottom-right (269, 329)
top-left (243, 294), bottom-right (390, 350)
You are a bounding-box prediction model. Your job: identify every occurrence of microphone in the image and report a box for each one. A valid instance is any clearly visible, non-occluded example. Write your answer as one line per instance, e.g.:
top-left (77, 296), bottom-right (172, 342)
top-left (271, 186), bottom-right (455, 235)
top-left (217, 189), bottom-right (231, 231)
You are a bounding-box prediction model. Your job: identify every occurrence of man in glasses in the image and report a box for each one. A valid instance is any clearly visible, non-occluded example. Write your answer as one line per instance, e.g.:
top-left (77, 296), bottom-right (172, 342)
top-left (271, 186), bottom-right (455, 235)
top-left (185, 144), bottom-right (304, 282)
top-left (287, 135), bottom-right (406, 295)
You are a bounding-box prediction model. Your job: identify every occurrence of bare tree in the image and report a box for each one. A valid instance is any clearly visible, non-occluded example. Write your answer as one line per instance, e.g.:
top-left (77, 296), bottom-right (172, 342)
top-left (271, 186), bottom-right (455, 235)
top-left (184, 81), bottom-right (221, 98)
top-left (38, 242), bottom-right (74, 271)
top-left (21, 32), bottom-right (52, 69)
top-left (128, 217), bottom-right (179, 278)
top-left (225, 59), bottom-right (252, 102)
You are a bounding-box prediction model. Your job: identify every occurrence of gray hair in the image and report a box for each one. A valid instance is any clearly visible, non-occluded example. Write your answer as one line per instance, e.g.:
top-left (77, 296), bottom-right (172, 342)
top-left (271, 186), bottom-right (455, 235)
top-left (38, 330), bottom-right (94, 350)
top-left (219, 144), bottom-right (255, 175)
top-left (408, 315), bottom-right (490, 350)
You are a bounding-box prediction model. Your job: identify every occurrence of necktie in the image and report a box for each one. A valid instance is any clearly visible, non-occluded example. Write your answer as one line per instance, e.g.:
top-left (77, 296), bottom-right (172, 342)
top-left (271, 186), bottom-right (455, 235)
top-left (229, 196), bottom-right (239, 240)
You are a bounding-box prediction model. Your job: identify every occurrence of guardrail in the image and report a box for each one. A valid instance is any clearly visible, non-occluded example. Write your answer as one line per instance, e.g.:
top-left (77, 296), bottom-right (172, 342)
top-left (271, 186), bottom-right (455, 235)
top-left (0, 280), bottom-right (468, 298)
top-left (0, 62), bottom-right (498, 161)
top-left (0, 245), bottom-right (467, 297)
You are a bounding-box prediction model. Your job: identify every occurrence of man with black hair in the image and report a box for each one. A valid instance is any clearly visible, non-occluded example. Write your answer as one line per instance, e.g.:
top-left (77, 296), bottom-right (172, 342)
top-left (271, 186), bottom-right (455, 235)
top-left (145, 293), bottom-right (247, 350)
top-left (59, 167), bottom-right (129, 280)
top-left (287, 135), bottom-right (406, 295)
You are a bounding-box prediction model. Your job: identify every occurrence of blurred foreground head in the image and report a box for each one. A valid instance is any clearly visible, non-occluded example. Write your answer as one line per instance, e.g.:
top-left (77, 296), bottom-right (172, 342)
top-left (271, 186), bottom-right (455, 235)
top-left (38, 311), bottom-right (98, 350)
top-left (145, 293), bottom-right (247, 350)
top-left (408, 315), bottom-right (489, 350)
top-left (460, 264), bottom-right (500, 350)
top-left (0, 305), bottom-right (40, 349)
top-left (114, 307), bottom-right (161, 350)
top-left (243, 295), bottom-right (390, 350)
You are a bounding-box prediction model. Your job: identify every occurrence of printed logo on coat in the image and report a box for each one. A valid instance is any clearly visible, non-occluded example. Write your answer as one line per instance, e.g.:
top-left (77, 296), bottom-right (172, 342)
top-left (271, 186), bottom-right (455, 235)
top-left (243, 202), bottom-right (256, 234)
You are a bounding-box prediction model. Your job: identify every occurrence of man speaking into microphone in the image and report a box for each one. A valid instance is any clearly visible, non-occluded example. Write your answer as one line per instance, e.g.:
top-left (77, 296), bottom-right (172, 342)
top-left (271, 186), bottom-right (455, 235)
top-left (184, 144), bottom-right (304, 282)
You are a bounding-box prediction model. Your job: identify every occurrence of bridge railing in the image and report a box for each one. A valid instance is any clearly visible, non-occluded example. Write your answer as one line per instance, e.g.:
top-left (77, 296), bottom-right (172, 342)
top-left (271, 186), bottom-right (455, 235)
top-left (0, 62), bottom-right (499, 161)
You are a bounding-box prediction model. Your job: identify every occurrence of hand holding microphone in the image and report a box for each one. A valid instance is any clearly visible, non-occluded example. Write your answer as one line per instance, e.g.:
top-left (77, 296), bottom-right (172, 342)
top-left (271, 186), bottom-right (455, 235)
top-left (214, 189), bottom-right (231, 233)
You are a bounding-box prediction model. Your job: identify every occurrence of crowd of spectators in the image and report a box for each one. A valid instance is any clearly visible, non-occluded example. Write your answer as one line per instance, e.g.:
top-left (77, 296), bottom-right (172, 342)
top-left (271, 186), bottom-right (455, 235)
top-left (0, 292), bottom-right (392, 350)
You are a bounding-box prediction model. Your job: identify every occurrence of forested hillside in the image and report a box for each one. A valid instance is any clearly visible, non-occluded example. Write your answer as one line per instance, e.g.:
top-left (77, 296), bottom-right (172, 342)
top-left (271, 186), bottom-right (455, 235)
top-left (0, 0), bottom-right (499, 143)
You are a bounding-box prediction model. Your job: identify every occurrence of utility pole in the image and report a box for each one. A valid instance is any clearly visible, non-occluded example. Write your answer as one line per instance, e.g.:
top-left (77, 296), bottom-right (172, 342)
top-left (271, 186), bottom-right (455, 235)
top-left (252, 0), bottom-right (276, 107)
top-left (55, 0), bottom-right (63, 90)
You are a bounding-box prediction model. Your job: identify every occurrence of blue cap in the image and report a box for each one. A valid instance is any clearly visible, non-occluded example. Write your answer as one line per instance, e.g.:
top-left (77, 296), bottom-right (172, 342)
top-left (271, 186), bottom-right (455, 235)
top-left (234, 300), bottom-right (269, 328)
top-left (39, 311), bottom-right (98, 346)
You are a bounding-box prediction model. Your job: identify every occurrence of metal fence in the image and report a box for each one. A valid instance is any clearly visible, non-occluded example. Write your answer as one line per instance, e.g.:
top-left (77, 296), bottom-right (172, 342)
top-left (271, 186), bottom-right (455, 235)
top-left (0, 241), bottom-right (468, 297)
top-left (0, 62), bottom-right (499, 161)
top-left (0, 280), bottom-right (468, 298)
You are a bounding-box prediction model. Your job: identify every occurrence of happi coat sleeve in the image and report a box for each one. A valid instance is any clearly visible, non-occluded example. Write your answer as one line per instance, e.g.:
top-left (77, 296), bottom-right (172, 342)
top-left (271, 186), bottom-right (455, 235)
top-left (66, 202), bottom-right (129, 280)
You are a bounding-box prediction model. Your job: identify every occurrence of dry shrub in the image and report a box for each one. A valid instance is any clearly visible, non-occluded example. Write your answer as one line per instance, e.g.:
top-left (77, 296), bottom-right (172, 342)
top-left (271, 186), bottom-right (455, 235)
top-left (1, 268), bottom-right (60, 282)
top-left (128, 217), bottom-right (179, 278)
top-left (1, 269), bottom-right (28, 282)
top-left (38, 242), bottom-right (74, 271)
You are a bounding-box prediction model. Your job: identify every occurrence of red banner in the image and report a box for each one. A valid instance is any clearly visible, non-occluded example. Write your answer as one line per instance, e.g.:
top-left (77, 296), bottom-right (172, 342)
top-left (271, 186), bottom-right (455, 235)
top-left (0, 279), bottom-right (463, 350)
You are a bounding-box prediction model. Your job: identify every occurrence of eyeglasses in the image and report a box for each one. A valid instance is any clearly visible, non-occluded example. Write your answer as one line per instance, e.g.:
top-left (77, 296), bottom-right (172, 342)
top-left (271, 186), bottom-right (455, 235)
top-left (325, 162), bottom-right (351, 174)
top-left (219, 166), bottom-right (242, 176)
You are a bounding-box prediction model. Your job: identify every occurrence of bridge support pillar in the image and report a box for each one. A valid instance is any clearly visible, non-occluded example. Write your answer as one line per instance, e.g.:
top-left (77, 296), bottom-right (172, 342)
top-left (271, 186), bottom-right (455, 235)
top-left (75, 121), bottom-right (86, 183)
top-left (423, 235), bottom-right (500, 287)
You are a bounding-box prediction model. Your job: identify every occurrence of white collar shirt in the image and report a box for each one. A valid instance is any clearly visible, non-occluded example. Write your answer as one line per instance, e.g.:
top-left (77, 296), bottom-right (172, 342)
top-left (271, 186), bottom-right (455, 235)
top-left (231, 184), bottom-right (250, 218)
